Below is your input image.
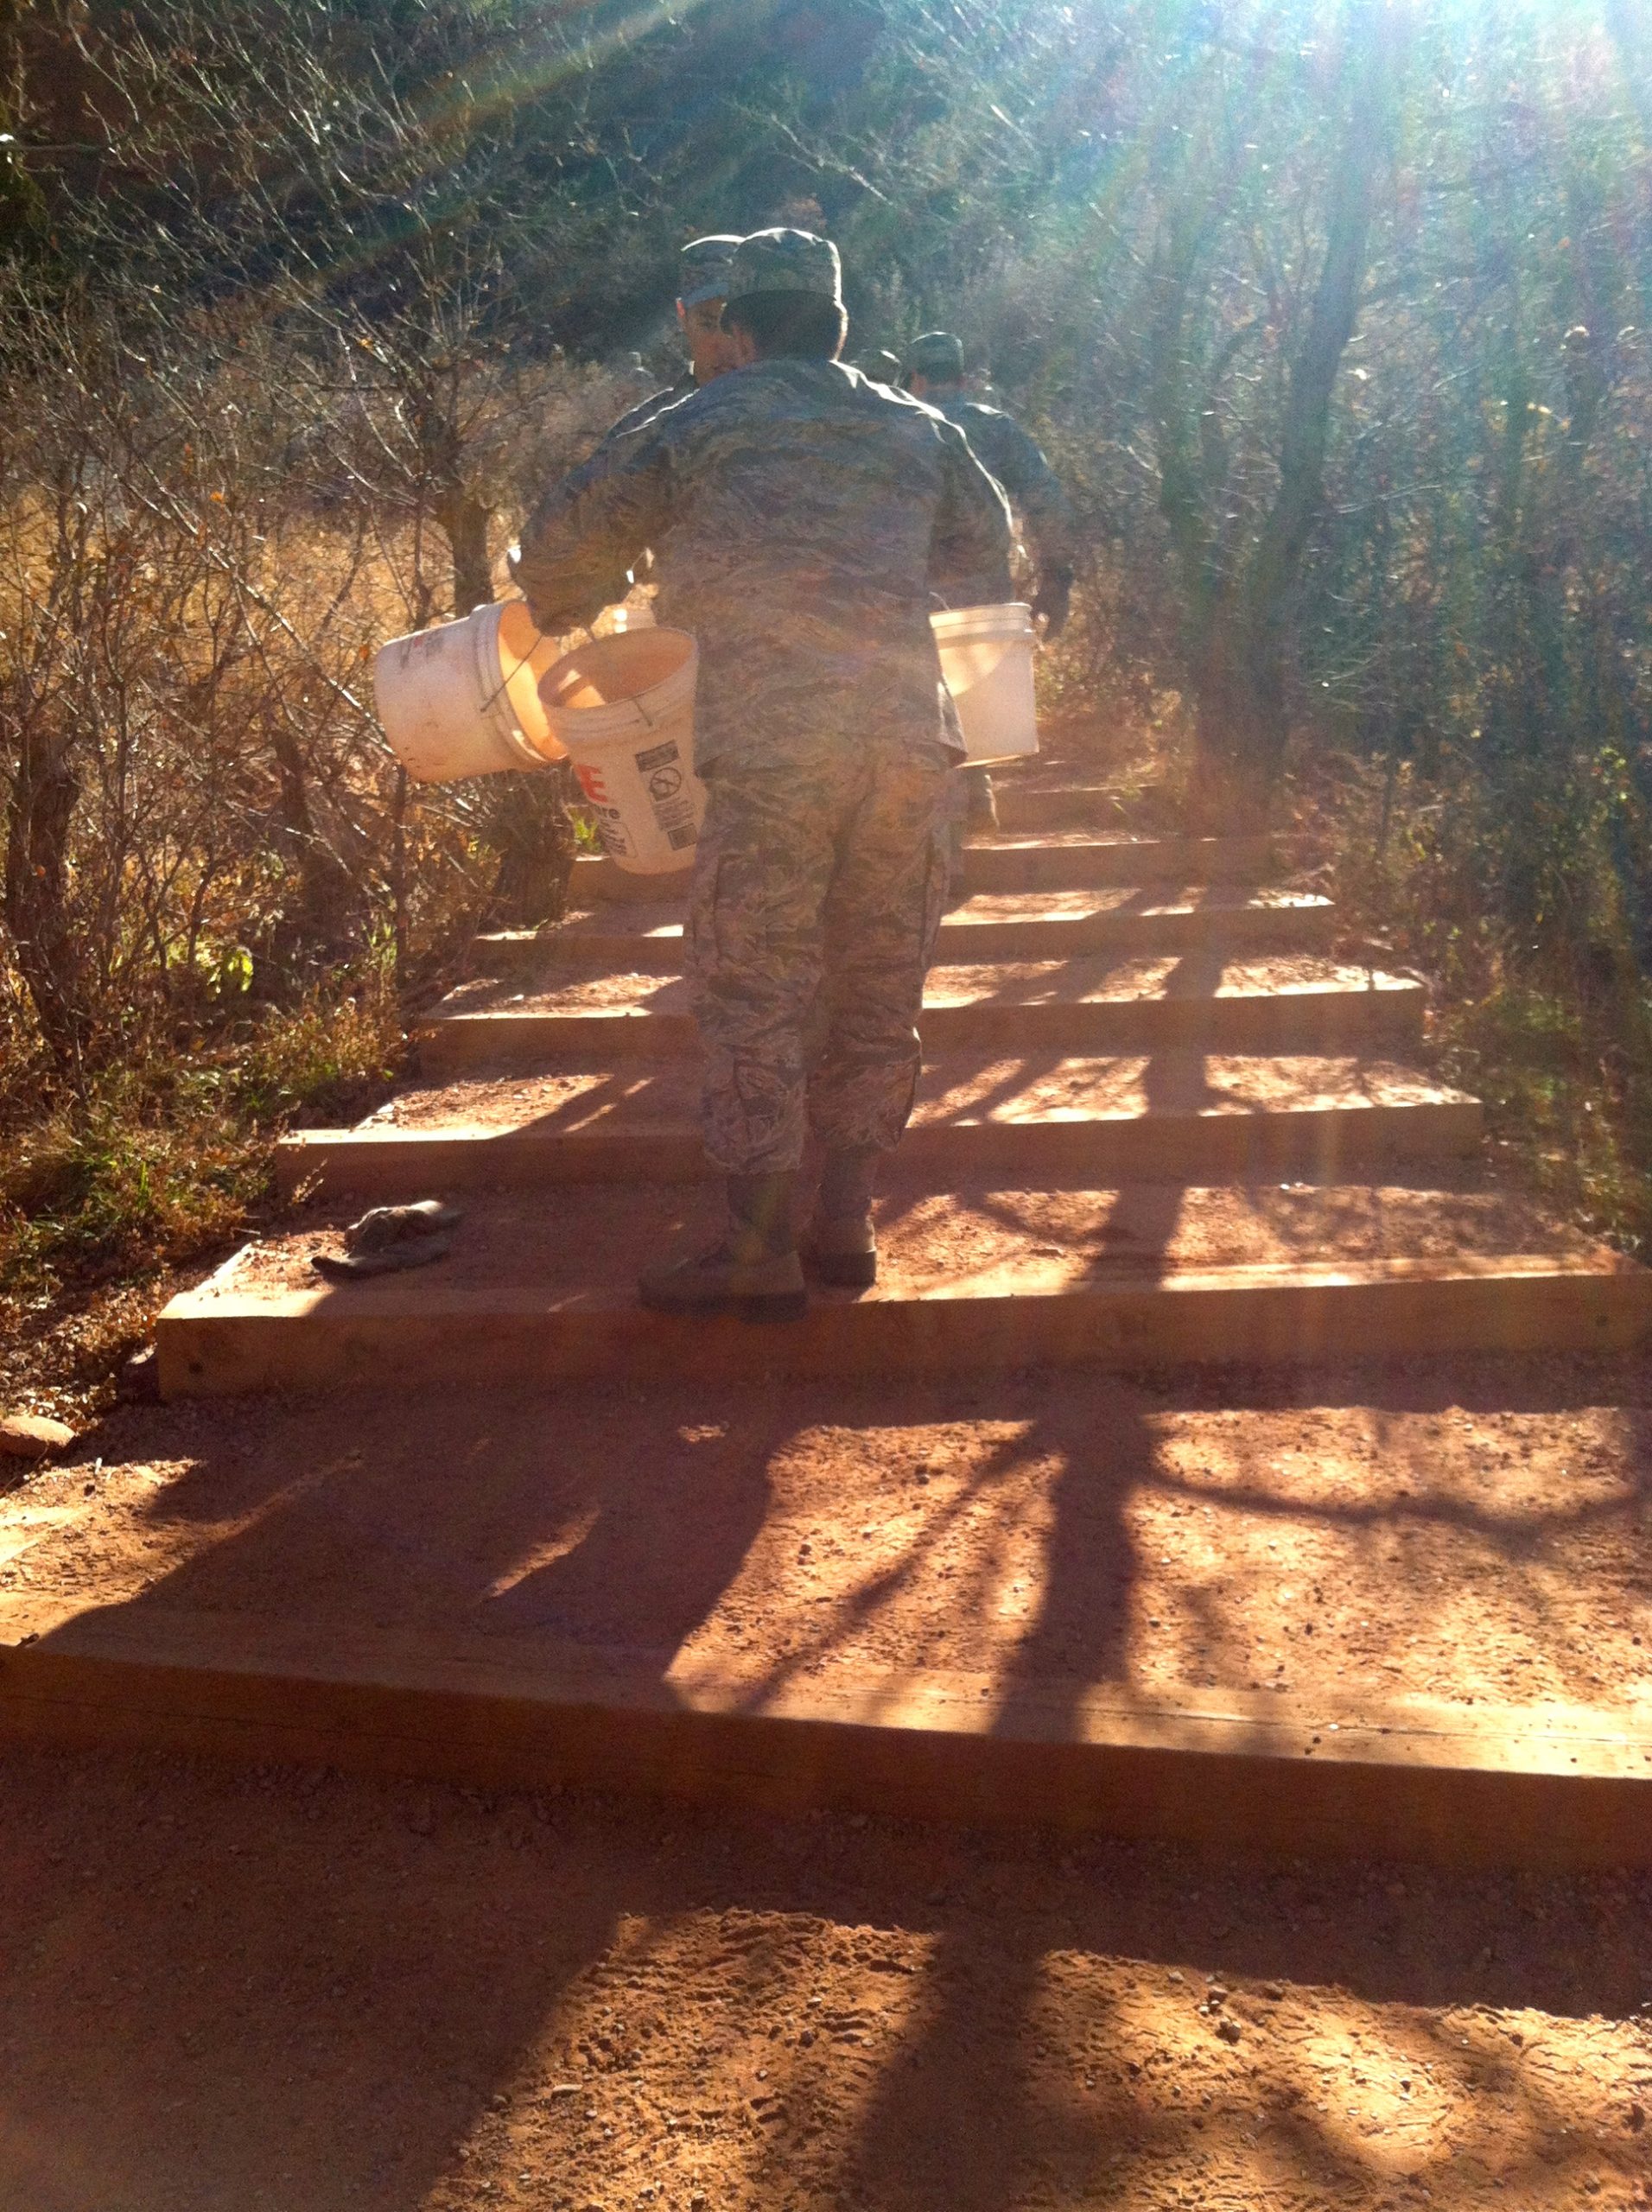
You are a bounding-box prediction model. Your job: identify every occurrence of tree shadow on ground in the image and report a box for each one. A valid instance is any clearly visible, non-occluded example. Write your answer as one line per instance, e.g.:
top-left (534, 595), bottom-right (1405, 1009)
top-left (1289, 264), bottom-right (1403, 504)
top-left (8, 1739), bottom-right (1646, 2212)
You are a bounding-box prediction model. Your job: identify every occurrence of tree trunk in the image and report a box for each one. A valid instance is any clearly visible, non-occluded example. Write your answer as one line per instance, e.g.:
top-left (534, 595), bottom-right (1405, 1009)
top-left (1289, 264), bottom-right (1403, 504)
top-left (1191, 4), bottom-right (1391, 806)
top-left (3, 720), bottom-right (86, 1065)
top-left (1147, 0), bottom-right (1400, 821)
top-left (268, 725), bottom-right (365, 973)
top-left (437, 489), bottom-right (494, 617)
top-left (1185, 625), bottom-right (1286, 831)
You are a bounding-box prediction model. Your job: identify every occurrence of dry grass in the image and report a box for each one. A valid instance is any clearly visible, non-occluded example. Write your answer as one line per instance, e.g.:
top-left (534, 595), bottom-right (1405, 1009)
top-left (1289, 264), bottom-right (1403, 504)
top-left (0, 976), bottom-right (405, 1426)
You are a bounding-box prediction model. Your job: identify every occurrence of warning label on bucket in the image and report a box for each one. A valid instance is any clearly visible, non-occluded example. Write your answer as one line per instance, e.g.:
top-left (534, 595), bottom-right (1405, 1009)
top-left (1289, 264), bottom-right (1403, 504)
top-left (562, 719), bottom-right (701, 869)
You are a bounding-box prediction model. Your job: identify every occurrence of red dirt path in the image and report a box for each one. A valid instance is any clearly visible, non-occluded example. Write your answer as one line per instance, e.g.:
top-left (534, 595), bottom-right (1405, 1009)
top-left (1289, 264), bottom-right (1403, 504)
top-left (3, 1743), bottom-right (1649, 2212)
top-left (3, 1355), bottom-right (1651, 1713)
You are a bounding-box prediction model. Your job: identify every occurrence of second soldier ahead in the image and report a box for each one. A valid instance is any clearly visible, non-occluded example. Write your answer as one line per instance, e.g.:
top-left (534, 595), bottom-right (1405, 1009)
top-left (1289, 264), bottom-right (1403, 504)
top-left (905, 330), bottom-right (1077, 836)
top-left (513, 229), bottom-right (1011, 1321)
top-left (603, 233), bottom-right (745, 443)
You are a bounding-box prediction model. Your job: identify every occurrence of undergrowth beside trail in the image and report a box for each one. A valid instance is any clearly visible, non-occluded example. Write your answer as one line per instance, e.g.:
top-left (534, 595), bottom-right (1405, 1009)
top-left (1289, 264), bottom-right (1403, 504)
top-left (1296, 754), bottom-right (1652, 1259)
top-left (0, 976), bottom-right (405, 1424)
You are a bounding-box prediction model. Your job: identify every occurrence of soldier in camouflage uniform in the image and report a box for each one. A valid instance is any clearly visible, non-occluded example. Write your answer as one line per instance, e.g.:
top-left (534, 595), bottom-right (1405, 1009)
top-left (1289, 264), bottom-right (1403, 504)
top-left (905, 330), bottom-right (1078, 836)
top-left (601, 234), bottom-right (743, 445)
top-left (514, 230), bottom-right (1011, 1319)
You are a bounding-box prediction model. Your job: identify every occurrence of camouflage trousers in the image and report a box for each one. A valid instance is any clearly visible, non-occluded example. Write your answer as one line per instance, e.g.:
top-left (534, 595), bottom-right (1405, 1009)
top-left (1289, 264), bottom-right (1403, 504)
top-left (687, 736), bottom-right (953, 1173)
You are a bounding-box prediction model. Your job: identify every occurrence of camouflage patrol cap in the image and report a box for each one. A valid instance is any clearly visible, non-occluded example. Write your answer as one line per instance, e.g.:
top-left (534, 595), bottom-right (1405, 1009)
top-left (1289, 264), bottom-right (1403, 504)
top-left (906, 330), bottom-right (965, 380)
top-left (725, 228), bottom-right (843, 308)
top-left (678, 234), bottom-right (741, 308)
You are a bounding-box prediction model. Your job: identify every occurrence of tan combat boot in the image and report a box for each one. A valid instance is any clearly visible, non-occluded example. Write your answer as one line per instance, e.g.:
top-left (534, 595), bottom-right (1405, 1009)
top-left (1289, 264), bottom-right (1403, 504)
top-left (639, 1173), bottom-right (807, 1322)
top-left (800, 1147), bottom-right (880, 1290)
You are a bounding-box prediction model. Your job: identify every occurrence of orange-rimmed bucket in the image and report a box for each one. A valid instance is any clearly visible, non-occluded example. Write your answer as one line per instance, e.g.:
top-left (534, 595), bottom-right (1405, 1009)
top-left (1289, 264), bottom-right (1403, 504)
top-left (373, 601), bottom-right (565, 781)
top-left (540, 627), bottom-right (705, 874)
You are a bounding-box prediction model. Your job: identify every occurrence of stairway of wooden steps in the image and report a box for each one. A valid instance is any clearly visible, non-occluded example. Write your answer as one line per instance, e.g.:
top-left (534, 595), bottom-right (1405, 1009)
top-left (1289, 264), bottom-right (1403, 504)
top-left (162, 791), bottom-right (1651, 1391)
top-left (21, 772), bottom-right (1647, 1867)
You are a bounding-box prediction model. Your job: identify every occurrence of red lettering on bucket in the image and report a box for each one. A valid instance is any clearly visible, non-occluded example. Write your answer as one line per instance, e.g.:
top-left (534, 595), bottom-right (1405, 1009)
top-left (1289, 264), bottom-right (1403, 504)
top-left (575, 763), bottom-right (612, 805)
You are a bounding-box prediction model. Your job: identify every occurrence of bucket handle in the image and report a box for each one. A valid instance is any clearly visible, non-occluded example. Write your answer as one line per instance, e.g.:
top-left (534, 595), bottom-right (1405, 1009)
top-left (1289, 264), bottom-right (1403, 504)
top-left (475, 602), bottom-right (606, 733)
top-left (487, 608), bottom-right (678, 736)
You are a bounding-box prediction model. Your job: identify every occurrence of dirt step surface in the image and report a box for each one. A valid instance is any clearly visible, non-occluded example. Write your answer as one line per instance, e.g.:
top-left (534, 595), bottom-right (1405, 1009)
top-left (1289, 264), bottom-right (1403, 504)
top-left (546, 885), bottom-right (1332, 936)
top-left (435, 953), bottom-right (1416, 1023)
top-left (573, 830), bottom-right (1274, 903)
top-left (994, 777), bottom-right (1159, 830)
top-left (418, 959), bottom-right (1424, 1072)
top-left (3, 1344), bottom-right (1651, 1734)
top-left (213, 1179), bottom-right (1592, 1302)
top-left (5, 1745), bottom-right (1649, 2212)
top-left (375, 1053), bottom-right (1468, 1139)
top-left (477, 890), bottom-right (1337, 973)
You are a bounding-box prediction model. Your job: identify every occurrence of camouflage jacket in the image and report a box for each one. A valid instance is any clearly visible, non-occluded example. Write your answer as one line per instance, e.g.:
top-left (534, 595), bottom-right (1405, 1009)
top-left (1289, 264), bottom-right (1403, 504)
top-left (514, 359), bottom-right (1013, 772)
top-left (928, 394), bottom-right (1077, 605)
top-left (600, 374), bottom-right (696, 448)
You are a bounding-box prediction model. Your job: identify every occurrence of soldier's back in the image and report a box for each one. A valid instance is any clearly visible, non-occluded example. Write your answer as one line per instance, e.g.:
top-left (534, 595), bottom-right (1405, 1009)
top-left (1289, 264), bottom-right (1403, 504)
top-left (931, 395), bottom-right (1039, 496)
top-left (651, 359), bottom-right (956, 624)
top-left (642, 359), bottom-right (977, 763)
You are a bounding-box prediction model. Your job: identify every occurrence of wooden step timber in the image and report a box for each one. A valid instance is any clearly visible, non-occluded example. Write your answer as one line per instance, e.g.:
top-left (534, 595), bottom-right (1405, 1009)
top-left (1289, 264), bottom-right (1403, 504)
top-left (275, 1088), bottom-right (1480, 1199)
top-left (3, 1595), bottom-right (1649, 1870)
top-left (416, 974), bottom-right (1424, 1075)
top-left (473, 894), bottom-right (1337, 976)
top-left (994, 781), bottom-right (1151, 833)
top-left (156, 1251), bottom-right (1649, 1399)
top-left (571, 833), bottom-right (1273, 904)
top-left (974, 835), bottom-right (1274, 894)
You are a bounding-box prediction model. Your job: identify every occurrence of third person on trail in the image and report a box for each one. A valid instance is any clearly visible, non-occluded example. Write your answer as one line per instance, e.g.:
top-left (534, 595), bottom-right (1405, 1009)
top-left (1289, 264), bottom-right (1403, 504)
top-left (512, 229), bottom-right (1012, 1321)
top-left (904, 329), bottom-right (1078, 837)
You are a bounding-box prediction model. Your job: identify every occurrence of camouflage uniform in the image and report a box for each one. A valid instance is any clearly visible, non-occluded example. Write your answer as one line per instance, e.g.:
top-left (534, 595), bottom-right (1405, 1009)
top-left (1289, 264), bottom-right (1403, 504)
top-left (905, 333), bottom-right (1078, 605)
top-left (603, 372), bottom-right (695, 446)
top-left (688, 734), bottom-right (951, 1168)
top-left (905, 332), bottom-right (1079, 846)
top-left (594, 236), bottom-right (740, 448)
top-left (926, 395), bottom-right (1077, 601)
top-left (515, 234), bottom-right (1011, 1175)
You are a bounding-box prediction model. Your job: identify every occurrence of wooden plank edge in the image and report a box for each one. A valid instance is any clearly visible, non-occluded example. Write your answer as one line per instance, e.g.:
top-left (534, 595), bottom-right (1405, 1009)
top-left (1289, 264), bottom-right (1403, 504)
top-left (958, 844), bottom-right (1275, 890)
top-left (515, 894), bottom-right (1340, 942)
top-left (994, 791), bottom-right (1147, 828)
top-left (3, 1605), bottom-right (1648, 1868)
top-left (155, 1255), bottom-right (1652, 1398)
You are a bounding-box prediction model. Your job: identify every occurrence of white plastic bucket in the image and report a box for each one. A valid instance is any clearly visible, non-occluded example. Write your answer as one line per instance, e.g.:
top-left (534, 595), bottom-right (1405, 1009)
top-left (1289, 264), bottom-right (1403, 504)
top-left (540, 627), bottom-right (704, 875)
top-left (930, 602), bottom-right (1039, 767)
top-left (373, 600), bottom-right (567, 781)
